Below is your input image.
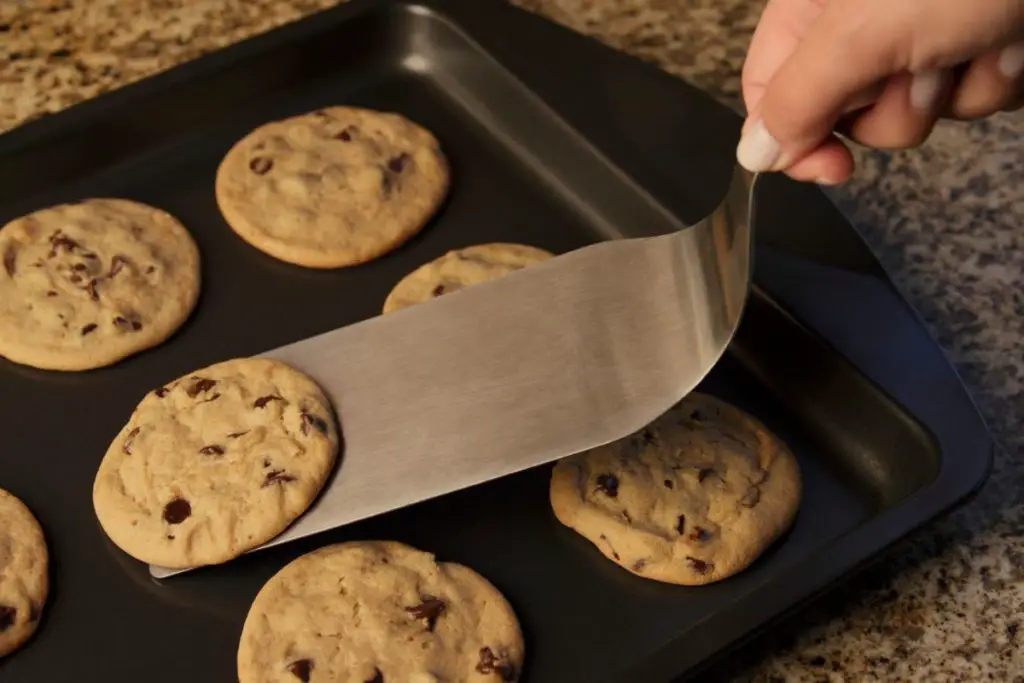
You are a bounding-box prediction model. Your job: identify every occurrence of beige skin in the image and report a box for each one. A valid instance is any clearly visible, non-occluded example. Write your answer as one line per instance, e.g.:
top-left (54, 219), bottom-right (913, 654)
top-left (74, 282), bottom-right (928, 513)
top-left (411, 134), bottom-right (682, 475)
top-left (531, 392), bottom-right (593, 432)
top-left (216, 106), bottom-right (449, 269)
top-left (550, 392), bottom-right (802, 586)
top-left (0, 199), bottom-right (200, 371)
top-left (92, 357), bottom-right (340, 569)
top-left (237, 541), bottom-right (524, 683)
top-left (0, 488), bottom-right (48, 658)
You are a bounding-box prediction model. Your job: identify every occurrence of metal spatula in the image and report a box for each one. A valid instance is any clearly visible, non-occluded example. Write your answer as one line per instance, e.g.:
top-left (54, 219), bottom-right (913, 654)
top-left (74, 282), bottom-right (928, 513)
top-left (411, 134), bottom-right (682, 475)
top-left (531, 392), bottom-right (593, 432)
top-left (150, 168), bottom-right (755, 579)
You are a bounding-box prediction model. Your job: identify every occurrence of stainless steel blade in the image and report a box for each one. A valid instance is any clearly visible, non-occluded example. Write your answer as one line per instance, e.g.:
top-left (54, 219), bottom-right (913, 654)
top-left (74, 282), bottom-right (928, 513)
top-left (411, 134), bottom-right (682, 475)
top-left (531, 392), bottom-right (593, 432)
top-left (150, 168), bottom-right (755, 579)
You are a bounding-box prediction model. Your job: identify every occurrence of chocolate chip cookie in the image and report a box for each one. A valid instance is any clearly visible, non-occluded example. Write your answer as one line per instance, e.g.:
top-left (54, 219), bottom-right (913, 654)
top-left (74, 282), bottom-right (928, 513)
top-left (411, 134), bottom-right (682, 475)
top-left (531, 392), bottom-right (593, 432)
top-left (92, 357), bottom-right (340, 569)
top-left (215, 106), bottom-right (449, 269)
top-left (549, 392), bottom-right (801, 585)
top-left (0, 488), bottom-right (49, 657)
top-left (0, 199), bottom-right (201, 371)
top-left (382, 242), bottom-right (553, 313)
top-left (237, 541), bottom-right (524, 683)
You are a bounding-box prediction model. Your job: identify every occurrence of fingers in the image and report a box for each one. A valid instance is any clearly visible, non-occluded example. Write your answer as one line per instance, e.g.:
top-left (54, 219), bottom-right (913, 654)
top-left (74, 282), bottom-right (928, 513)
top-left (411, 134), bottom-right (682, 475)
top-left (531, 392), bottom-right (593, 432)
top-left (842, 70), bottom-right (951, 149)
top-left (737, 0), bottom-right (1024, 174)
top-left (738, 0), bottom-right (908, 172)
top-left (777, 137), bottom-right (855, 185)
top-left (947, 42), bottom-right (1024, 118)
top-left (741, 0), bottom-right (830, 114)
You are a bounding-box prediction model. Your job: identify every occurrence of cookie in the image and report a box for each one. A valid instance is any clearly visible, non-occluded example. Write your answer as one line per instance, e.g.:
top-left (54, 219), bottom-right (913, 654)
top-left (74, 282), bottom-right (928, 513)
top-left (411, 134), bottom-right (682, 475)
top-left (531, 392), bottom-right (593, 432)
top-left (238, 540), bottom-right (524, 683)
top-left (215, 106), bottom-right (449, 269)
top-left (92, 357), bottom-right (340, 569)
top-left (0, 199), bottom-right (201, 371)
top-left (382, 243), bottom-right (553, 313)
top-left (549, 392), bottom-right (801, 585)
top-left (0, 488), bottom-right (49, 657)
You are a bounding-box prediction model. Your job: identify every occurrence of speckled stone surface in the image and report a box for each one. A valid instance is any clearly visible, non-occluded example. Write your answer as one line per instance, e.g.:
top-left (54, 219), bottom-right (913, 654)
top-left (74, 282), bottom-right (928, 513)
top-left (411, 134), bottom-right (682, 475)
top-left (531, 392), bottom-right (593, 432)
top-left (1, 0), bottom-right (1022, 681)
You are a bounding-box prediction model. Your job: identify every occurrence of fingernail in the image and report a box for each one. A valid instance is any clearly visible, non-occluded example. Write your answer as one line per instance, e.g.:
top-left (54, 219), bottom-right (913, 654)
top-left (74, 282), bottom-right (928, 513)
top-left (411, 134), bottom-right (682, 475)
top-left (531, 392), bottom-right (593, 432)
top-left (998, 42), bottom-right (1024, 80)
top-left (910, 69), bottom-right (944, 111)
top-left (736, 119), bottom-right (783, 172)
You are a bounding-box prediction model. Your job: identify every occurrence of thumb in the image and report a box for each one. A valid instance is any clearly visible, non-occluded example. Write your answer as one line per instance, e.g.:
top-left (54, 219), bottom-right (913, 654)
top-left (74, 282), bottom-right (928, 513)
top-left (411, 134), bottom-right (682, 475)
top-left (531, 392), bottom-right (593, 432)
top-left (737, 0), bottom-right (1024, 172)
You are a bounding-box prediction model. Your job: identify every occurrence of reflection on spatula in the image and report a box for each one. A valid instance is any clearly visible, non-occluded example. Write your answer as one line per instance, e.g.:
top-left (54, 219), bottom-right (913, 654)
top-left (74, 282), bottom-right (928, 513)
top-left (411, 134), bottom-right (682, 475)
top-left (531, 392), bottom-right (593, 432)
top-left (150, 168), bottom-right (756, 578)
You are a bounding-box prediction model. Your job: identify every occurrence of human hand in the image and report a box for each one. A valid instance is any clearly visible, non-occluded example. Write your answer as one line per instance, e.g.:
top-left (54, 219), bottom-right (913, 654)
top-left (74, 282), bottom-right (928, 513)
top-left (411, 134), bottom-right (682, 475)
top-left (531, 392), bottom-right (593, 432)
top-left (737, 0), bottom-right (1024, 184)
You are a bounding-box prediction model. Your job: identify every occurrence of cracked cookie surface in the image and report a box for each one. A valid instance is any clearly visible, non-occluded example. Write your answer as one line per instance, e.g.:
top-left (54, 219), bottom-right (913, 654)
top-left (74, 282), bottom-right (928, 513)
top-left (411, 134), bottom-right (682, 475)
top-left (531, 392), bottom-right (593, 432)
top-left (0, 488), bottom-right (48, 658)
top-left (237, 540), bottom-right (523, 683)
top-left (92, 357), bottom-right (340, 569)
top-left (550, 392), bottom-right (801, 585)
top-left (0, 199), bottom-right (200, 371)
top-left (215, 106), bottom-right (449, 269)
top-left (382, 243), bottom-right (553, 313)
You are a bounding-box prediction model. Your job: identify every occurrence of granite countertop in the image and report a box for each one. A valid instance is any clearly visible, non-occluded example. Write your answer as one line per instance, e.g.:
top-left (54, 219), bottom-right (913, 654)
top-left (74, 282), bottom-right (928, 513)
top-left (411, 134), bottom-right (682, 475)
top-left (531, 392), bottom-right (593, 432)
top-left (1, 0), bottom-right (1021, 680)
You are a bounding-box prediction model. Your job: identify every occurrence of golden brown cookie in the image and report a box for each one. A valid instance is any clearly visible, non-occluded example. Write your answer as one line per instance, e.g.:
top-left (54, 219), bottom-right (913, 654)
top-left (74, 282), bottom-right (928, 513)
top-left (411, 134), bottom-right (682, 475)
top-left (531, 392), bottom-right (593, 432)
top-left (215, 106), bottom-right (449, 269)
top-left (0, 199), bottom-right (201, 371)
top-left (92, 357), bottom-right (340, 569)
top-left (237, 541), bottom-right (524, 683)
top-left (382, 242), bottom-right (553, 313)
top-left (0, 488), bottom-right (49, 657)
top-left (550, 392), bottom-right (801, 585)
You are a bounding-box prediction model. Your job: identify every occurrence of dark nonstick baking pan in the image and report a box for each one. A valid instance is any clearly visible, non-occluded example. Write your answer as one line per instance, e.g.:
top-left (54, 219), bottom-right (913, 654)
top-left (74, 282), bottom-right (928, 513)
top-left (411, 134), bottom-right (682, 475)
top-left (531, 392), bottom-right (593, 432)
top-left (0, 1), bottom-right (992, 681)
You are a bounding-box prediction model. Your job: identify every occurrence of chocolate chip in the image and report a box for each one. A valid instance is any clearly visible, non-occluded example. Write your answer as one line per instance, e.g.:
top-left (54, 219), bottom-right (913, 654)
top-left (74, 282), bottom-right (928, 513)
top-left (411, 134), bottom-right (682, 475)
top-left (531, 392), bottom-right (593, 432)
top-left (253, 394), bottom-right (284, 409)
top-left (146, 265), bottom-right (156, 274)
top-left (0, 605), bottom-right (16, 632)
top-left (162, 498), bottom-right (191, 524)
top-left (689, 526), bottom-right (711, 542)
top-left (405, 596), bottom-right (446, 631)
top-left (262, 458), bottom-right (271, 468)
top-left (3, 245), bottom-right (16, 276)
top-left (108, 255), bottom-right (129, 278)
top-left (249, 156), bottom-right (273, 174)
top-left (199, 445), bottom-right (224, 456)
top-left (476, 646), bottom-right (516, 681)
top-left (262, 469), bottom-right (297, 487)
top-left (287, 659), bottom-right (313, 682)
top-left (689, 410), bottom-right (704, 421)
top-left (663, 479), bottom-right (673, 489)
top-left (123, 427), bottom-right (140, 455)
top-left (431, 284), bottom-right (446, 297)
top-left (697, 468), bottom-right (717, 483)
top-left (740, 486), bottom-right (760, 508)
top-left (228, 431), bottom-right (249, 439)
top-left (365, 668), bottom-right (384, 683)
top-left (595, 473), bottom-right (619, 497)
top-left (82, 252), bottom-right (98, 260)
top-left (69, 273), bottom-right (82, 284)
top-left (620, 510), bottom-right (632, 524)
top-left (301, 411), bottom-right (328, 436)
top-left (387, 153), bottom-right (410, 173)
top-left (155, 386), bottom-right (169, 398)
top-left (72, 263), bottom-right (88, 271)
top-left (633, 559), bottom-right (647, 572)
top-left (642, 429), bottom-right (657, 445)
top-left (335, 126), bottom-right (355, 141)
top-left (80, 323), bottom-right (97, 336)
top-left (598, 533), bottom-right (621, 561)
top-left (113, 315), bottom-right (142, 331)
top-left (199, 392), bottom-right (221, 403)
top-left (86, 279), bottom-right (99, 301)
top-left (687, 556), bottom-right (712, 574)
top-left (676, 514), bottom-right (686, 535)
top-left (185, 377), bottom-right (217, 398)
top-left (46, 290), bottom-right (57, 297)
top-left (48, 231), bottom-right (80, 257)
